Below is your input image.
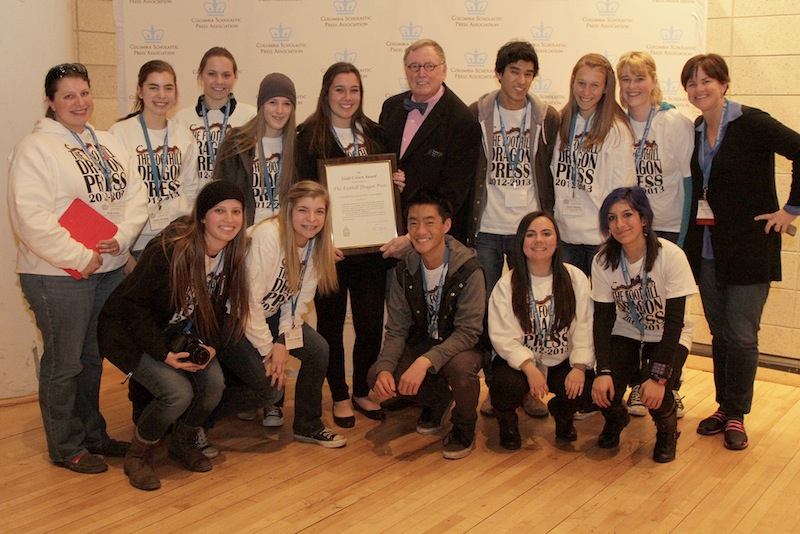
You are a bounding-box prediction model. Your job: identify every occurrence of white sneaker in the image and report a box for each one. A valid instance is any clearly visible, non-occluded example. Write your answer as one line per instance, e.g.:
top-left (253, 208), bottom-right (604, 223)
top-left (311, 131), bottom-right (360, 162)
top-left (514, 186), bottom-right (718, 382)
top-left (194, 427), bottom-right (219, 459)
top-left (573, 408), bottom-right (598, 421)
top-left (673, 390), bottom-right (685, 419)
top-left (262, 405), bottom-right (284, 427)
top-left (626, 384), bottom-right (648, 417)
top-left (237, 410), bottom-right (258, 421)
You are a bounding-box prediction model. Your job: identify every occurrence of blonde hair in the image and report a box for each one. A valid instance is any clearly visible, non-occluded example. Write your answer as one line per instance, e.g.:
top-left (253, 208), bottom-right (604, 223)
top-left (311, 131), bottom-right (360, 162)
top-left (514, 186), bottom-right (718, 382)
top-left (558, 53), bottom-right (631, 150)
top-left (275, 181), bottom-right (338, 295)
top-left (616, 51), bottom-right (663, 107)
top-left (403, 38), bottom-right (446, 64)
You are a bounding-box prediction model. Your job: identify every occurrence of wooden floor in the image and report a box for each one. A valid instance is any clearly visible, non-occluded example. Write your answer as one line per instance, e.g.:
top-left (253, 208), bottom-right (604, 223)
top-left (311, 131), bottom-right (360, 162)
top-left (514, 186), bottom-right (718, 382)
top-left (2, 355), bottom-right (800, 533)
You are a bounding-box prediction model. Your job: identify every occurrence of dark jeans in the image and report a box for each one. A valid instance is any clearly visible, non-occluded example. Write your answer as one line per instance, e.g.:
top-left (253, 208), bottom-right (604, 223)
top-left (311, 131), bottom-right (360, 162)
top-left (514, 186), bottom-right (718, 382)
top-left (602, 336), bottom-right (682, 419)
top-left (133, 354), bottom-right (225, 442)
top-left (474, 232), bottom-right (516, 387)
top-left (562, 243), bottom-right (599, 278)
top-left (211, 337), bottom-right (284, 422)
top-left (489, 357), bottom-right (595, 419)
top-left (316, 253), bottom-right (387, 401)
top-left (20, 270), bottom-right (123, 463)
top-left (368, 343), bottom-right (481, 432)
top-left (699, 259), bottom-right (769, 419)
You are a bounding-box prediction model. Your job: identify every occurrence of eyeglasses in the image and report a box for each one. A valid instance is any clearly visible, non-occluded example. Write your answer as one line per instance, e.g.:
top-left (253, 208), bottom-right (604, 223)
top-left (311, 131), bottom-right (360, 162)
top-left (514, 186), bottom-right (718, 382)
top-left (49, 63), bottom-right (88, 79)
top-left (406, 63), bottom-right (443, 73)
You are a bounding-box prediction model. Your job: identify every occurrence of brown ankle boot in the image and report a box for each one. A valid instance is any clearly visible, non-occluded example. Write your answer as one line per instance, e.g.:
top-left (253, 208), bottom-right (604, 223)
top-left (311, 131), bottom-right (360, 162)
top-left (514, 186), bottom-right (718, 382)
top-left (168, 423), bottom-right (212, 472)
top-left (124, 433), bottom-right (160, 491)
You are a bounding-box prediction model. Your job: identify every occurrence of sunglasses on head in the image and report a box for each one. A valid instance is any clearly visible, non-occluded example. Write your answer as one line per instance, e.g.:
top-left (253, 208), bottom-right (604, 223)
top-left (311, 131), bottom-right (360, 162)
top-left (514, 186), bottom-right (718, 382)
top-left (48, 63), bottom-right (89, 79)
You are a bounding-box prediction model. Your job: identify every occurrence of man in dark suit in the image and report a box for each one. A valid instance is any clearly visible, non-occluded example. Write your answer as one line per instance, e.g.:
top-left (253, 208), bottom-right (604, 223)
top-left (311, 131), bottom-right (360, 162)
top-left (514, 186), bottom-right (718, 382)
top-left (379, 38), bottom-right (481, 258)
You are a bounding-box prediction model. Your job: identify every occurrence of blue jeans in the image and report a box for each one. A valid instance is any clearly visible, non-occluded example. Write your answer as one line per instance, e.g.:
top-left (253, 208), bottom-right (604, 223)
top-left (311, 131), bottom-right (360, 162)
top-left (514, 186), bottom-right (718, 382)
top-left (475, 232), bottom-right (516, 387)
top-left (20, 270), bottom-right (123, 463)
top-left (133, 354), bottom-right (225, 442)
top-left (699, 259), bottom-right (769, 419)
top-left (561, 243), bottom-right (599, 278)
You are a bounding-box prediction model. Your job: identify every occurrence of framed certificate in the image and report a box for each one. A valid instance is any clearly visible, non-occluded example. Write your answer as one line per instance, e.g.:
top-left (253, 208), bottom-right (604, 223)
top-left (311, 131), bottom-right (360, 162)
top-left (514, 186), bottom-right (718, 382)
top-left (318, 153), bottom-right (402, 255)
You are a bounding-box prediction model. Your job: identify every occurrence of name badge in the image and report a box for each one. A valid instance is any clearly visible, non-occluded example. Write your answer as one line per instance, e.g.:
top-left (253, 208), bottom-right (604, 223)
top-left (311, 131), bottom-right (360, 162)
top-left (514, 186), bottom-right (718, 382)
top-left (148, 204), bottom-right (170, 231)
top-left (561, 197), bottom-right (584, 217)
top-left (285, 324), bottom-right (304, 350)
top-left (504, 187), bottom-right (528, 208)
top-left (102, 203), bottom-right (124, 223)
top-left (696, 199), bottom-right (715, 226)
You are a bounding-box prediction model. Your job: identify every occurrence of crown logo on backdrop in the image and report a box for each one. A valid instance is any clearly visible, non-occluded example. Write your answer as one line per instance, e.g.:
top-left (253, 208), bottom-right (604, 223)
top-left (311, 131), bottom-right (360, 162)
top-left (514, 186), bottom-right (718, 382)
top-left (603, 50), bottom-right (618, 65)
top-left (596, 0), bottom-right (618, 16)
top-left (531, 77), bottom-right (552, 92)
top-left (204, 0), bottom-right (226, 16)
top-left (399, 22), bottom-right (423, 40)
top-left (464, 49), bottom-right (488, 67)
top-left (465, 0), bottom-right (488, 15)
top-left (142, 25), bottom-right (164, 43)
top-left (529, 23), bottom-right (553, 41)
top-left (660, 25), bottom-right (683, 43)
top-left (661, 78), bottom-right (680, 95)
top-left (270, 24), bottom-right (292, 41)
top-left (399, 78), bottom-right (409, 91)
top-left (334, 0), bottom-right (357, 15)
top-left (334, 49), bottom-right (357, 63)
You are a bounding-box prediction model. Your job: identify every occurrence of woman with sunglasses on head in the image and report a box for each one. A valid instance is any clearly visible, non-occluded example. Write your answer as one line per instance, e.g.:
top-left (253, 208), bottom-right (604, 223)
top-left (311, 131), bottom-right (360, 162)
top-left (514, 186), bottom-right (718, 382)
top-left (681, 54), bottom-right (800, 451)
top-left (98, 181), bottom-right (249, 490)
top-left (295, 62), bottom-right (405, 427)
top-left (591, 187), bottom-right (696, 463)
top-left (551, 53), bottom-right (636, 277)
top-left (213, 72), bottom-right (298, 227)
top-left (7, 63), bottom-right (147, 474)
top-left (175, 46), bottom-right (257, 184)
top-left (110, 60), bottom-right (201, 265)
top-left (487, 212), bottom-right (594, 449)
top-left (616, 51), bottom-right (695, 420)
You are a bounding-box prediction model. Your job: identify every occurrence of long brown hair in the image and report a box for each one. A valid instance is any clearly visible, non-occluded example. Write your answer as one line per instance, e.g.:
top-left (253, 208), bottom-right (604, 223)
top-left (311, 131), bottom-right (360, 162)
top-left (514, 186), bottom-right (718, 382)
top-left (161, 207), bottom-right (249, 344)
top-left (298, 62), bottom-right (381, 158)
top-left (509, 212), bottom-right (576, 335)
top-left (120, 60), bottom-right (178, 121)
top-left (265, 180), bottom-right (338, 295)
top-left (215, 93), bottom-right (297, 203)
top-left (558, 53), bottom-right (631, 150)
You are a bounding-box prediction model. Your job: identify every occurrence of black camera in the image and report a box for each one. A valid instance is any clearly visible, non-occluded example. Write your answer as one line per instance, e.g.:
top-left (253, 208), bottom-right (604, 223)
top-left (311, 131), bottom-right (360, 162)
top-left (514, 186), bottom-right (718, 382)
top-left (168, 332), bottom-right (210, 366)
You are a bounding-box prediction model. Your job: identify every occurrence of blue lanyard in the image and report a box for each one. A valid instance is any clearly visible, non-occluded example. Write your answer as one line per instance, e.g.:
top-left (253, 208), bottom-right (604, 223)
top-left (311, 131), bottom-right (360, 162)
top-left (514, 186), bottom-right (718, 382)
top-left (69, 125), bottom-right (113, 198)
top-left (630, 104), bottom-right (655, 171)
top-left (620, 247), bottom-right (648, 339)
top-left (138, 114), bottom-right (168, 200)
top-left (567, 112), bottom-right (592, 191)
top-left (201, 98), bottom-right (231, 166)
top-left (495, 97), bottom-right (528, 176)
top-left (259, 139), bottom-right (281, 213)
top-left (332, 126), bottom-right (360, 156)
top-left (529, 278), bottom-right (553, 356)
top-left (698, 99), bottom-right (730, 193)
top-left (290, 240), bottom-right (313, 327)
top-left (420, 243), bottom-right (449, 339)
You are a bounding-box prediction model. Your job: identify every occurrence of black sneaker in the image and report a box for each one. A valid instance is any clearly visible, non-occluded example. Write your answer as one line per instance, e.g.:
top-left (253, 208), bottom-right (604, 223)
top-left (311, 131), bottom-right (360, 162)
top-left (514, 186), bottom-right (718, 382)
top-left (416, 396), bottom-right (454, 435)
top-left (723, 419), bottom-right (748, 450)
top-left (442, 426), bottom-right (475, 460)
top-left (697, 410), bottom-right (726, 435)
top-left (294, 428), bottom-right (347, 448)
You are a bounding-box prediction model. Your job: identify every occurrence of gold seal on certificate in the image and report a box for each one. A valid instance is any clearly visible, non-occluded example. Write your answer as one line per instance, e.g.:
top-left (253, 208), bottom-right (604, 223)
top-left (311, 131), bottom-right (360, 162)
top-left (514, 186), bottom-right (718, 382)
top-left (318, 153), bottom-right (402, 255)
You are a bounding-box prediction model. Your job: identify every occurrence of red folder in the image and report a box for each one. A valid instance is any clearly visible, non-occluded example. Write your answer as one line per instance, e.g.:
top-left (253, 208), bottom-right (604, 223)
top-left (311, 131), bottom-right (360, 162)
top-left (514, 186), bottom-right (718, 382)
top-left (57, 199), bottom-right (118, 280)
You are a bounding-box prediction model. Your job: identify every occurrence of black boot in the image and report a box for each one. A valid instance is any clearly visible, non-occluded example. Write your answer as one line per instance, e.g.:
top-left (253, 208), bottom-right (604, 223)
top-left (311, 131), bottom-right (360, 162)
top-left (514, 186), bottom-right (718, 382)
top-left (548, 397), bottom-right (577, 442)
top-left (168, 422), bottom-right (212, 472)
top-left (124, 431), bottom-right (161, 491)
top-left (653, 403), bottom-right (680, 463)
top-left (598, 405), bottom-right (630, 449)
top-left (496, 409), bottom-right (521, 450)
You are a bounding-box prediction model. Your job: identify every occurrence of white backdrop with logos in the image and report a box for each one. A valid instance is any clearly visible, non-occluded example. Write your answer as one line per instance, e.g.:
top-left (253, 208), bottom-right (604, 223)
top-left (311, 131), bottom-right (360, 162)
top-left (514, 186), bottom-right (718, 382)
top-left (114, 0), bottom-right (707, 121)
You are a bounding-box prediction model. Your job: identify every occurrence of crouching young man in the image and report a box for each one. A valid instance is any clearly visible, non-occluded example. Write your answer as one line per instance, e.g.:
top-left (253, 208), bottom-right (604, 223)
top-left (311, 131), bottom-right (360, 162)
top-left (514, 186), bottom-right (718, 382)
top-left (368, 189), bottom-right (485, 459)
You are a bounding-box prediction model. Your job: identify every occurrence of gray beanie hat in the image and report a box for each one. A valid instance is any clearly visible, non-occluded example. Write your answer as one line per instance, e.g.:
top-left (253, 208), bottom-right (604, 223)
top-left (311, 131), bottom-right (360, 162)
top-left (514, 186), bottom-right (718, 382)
top-left (257, 73), bottom-right (296, 109)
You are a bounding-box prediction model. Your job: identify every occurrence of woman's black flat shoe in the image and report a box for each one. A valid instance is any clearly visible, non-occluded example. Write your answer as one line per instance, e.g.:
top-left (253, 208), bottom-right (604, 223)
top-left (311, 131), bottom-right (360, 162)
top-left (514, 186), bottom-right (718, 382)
top-left (353, 396), bottom-right (386, 421)
top-left (333, 411), bottom-right (355, 428)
